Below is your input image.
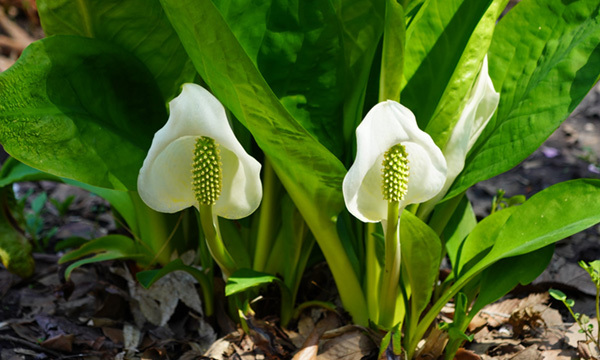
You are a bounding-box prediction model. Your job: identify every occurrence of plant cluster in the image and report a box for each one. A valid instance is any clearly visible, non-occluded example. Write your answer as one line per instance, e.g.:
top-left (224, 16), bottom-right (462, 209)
top-left (1, 0), bottom-right (600, 358)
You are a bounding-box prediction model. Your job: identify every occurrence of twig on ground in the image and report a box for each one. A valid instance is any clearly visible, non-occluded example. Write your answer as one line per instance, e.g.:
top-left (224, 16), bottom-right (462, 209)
top-left (0, 334), bottom-right (64, 358)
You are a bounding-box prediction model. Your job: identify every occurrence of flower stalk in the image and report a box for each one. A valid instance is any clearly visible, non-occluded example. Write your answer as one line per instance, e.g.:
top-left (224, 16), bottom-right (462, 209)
top-left (380, 200), bottom-right (400, 328)
top-left (138, 83), bottom-right (262, 277)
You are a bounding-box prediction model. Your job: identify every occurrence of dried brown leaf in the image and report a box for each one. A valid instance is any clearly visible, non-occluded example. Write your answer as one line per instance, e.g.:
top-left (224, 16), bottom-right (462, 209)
top-left (41, 333), bottom-right (74, 352)
top-left (317, 329), bottom-right (375, 360)
top-left (455, 348), bottom-right (482, 360)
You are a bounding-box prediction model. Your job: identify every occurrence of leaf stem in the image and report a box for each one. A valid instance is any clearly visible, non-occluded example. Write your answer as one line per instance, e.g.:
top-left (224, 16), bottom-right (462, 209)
top-left (130, 192), bottom-right (171, 266)
top-left (253, 159), bottom-right (278, 271)
top-left (379, 201), bottom-right (401, 328)
top-left (198, 204), bottom-right (236, 277)
top-left (365, 222), bottom-right (381, 321)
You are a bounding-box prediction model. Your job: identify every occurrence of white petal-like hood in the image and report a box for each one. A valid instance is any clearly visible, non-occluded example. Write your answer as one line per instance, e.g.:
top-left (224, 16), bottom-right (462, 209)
top-left (343, 101), bottom-right (447, 222)
top-left (442, 55), bottom-right (500, 194)
top-left (138, 83), bottom-right (262, 219)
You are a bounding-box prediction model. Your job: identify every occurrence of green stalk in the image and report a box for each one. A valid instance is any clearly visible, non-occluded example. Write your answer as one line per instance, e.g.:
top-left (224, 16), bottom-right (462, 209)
top-left (379, 201), bottom-right (401, 328)
top-left (365, 222), bottom-right (382, 321)
top-left (253, 159), bottom-right (277, 271)
top-left (198, 204), bottom-right (236, 277)
top-left (130, 191), bottom-right (171, 266)
top-left (420, 192), bottom-right (466, 236)
top-left (318, 222), bottom-right (369, 326)
top-left (407, 265), bottom-right (481, 359)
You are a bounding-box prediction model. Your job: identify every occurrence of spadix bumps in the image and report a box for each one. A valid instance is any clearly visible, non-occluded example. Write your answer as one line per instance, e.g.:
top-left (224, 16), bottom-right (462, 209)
top-left (192, 136), bottom-right (223, 206)
top-left (382, 144), bottom-right (409, 202)
top-left (138, 83), bottom-right (262, 219)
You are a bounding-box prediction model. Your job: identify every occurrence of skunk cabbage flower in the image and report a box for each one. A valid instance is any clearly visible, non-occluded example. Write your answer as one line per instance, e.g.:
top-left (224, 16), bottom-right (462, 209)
top-left (343, 101), bottom-right (447, 223)
top-left (138, 83), bottom-right (262, 219)
top-left (441, 55), bottom-right (499, 193)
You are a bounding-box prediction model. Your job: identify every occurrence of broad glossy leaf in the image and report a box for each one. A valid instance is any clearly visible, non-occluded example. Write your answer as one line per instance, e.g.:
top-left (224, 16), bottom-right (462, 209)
top-left (456, 206), bottom-right (517, 277)
top-left (329, 0), bottom-right (385, 147)
top-left (460, 179), bottom-right (600, 287)
top-left (37, 0), bottom-right (194, 100)
top-left (415, 179), bottom-right (600, 352)
top-left (213, 0), bottom-right (345, 157)
top-left (448, 0), bottom-right (600, 198)
top-left (471, 245), bottom-right (554, 315)
top-left (0, 36), bottom-right (167, 191)
top-left (160, 0), bottom-right (369, 324)
top-left (402, 0), bottom-right (506, 148)
top-left (401, 211), bottom-right (441, 321)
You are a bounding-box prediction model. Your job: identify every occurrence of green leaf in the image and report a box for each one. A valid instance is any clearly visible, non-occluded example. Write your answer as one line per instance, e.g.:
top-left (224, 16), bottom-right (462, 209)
top-left (490, 180), bottom-right (600, 259)
top-left (0, 157), bottom-right (140, 238)
top-left (0, 36), bottom-right (167, 191)
top-left (378, 323), bottom-right (402, 359)
top-left (0, 157), bottom-right (62, 187)
top-left (379, 0), bottom-right (406, 102)
top-left (160, 0), bottom-right (369, 325)
top-left (37, 0), bottom-right (194, 100)
top-left (213, 0), bottom-right (347, 157)
top-left (448, 0), bottom-right (600, 198)
top-left (330, 0), bottom-right (385, 149)
top-left (401, 211), bottom-right (441, 322)
top-left (471, 245), bottom-right (554, 315)
top-left (0, 189), bottom-right (34, 278)
top-left (549, 289), bottom-right (567, 301)
top-left (60, 234), bottom-right (152, 278)
top-left (401, 0), bottom-right (506, 147)
top-left (443, 196), bottom-right (477, 271)
top-left (457, 179), bottom-right (600, 290)
top-left (225, 268), bottom-right (282, 297)
top-left (456, 206), bottom-right (518, 277)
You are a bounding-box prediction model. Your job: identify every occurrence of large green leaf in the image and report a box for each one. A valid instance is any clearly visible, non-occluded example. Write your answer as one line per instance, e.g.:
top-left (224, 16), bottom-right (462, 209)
top-left (414, 179), bottom-right (600, 352)
top-left (212, 0), bottom-right (385, 160)
top-left (213, 0), bottom-right (346, 157)
top-left (0, 36), bottom-right (167, 191)
top-left (455, 179), bottom-right (600, 293)
top-left (401, 0), bottom-right (505, 148)
top-left (471, 245), bottom-right (554, 315)
top-left (37, 0), bottom-right (194, 100)
top-left (448, 0), bottom-right (600, 198)
top-left (329, 0), bottom-right (384, 151)
top-left (159, 0), bottom-right (368, 324)
top-left (456, 206), bottom-right (517, 277)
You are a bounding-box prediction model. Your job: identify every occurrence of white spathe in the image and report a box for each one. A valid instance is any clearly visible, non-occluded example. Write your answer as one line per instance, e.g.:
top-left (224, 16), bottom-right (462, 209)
top-left (440, 55), bottom-right (500, 197)
top-left (138, 83), bottom-right (262, 219)
top-left (343, 101), bottom-right (447, 223)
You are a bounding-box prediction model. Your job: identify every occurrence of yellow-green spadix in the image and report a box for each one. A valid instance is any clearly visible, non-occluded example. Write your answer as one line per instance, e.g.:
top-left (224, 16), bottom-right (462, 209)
top-left (343, 101), bottom-right (447, 222)
top-left (137, 83), bottom-right (262, 219)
